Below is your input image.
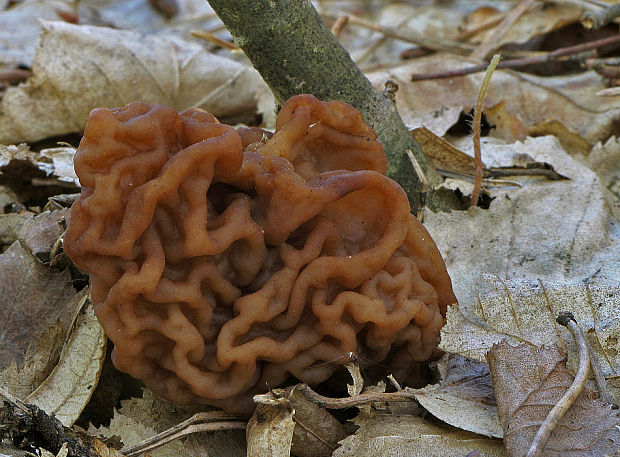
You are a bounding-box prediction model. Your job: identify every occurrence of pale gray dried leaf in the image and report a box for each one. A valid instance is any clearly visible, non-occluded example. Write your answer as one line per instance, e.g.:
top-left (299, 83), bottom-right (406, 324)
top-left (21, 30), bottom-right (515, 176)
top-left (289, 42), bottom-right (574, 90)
top-left (0, 0), bottom-right (72, 66)
top-left (440, 278), bottom-right (620, 406)
top-left (0, 21), bottom-right (266, 144)
top-left (334, 413), bottom-right (507, 457)
top-left (487, 341), bottom-right (620, 457)
top-left (247, 402), bottom-right (295, 457)
top-left (587, 136), bottom-right (619, 202)
top-left (0, 144), bottom-right (79, 188)
top-left (76, 0), bottom-right (220, 42)
top-left (27, 294), bottom-right (106, 427)
top-left (90, 390), bottom-right (245, 457)
top-left (414, 354), bottom-right (503, 438)
top-left (0, 240), bottom-right (82, 372)
top-left (425, 136), bottom-right (618, 311)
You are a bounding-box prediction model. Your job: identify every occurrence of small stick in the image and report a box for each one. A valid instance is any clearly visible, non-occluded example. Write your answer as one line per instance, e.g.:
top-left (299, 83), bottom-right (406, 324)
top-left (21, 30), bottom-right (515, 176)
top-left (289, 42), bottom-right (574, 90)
top-left (411, 34), bottom-right (620, 81)
top-left (470, 0), bottom-right (536, 61)
top-left (330, 15), bottom-right (349, 38)
top-left (0, 386), bottom-right (29, 413)
top-left (526, 312), bottom-right (590, 457)
top-left (297, 383), bottom-right (417, 409)
top-left (406, 149), bottom-right (429, 221)
top-left (580, 2), bottom-right (620, 29)
top-left (122, 411), bottom-right (247, 456)
top-left (321, 13), bottom-right (475, 55)
top-left (191, 30), bottom-right (240, 50)
top-left (596, 87), bottom-right (620, 97)
top-left (470, 54), bottom-right (500, 207)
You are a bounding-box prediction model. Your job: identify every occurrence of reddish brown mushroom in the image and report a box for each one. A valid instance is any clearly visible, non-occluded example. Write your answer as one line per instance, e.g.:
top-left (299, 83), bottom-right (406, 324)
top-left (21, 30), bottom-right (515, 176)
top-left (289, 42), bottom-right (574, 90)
top-left (64, 94), bottom-right (456, 414)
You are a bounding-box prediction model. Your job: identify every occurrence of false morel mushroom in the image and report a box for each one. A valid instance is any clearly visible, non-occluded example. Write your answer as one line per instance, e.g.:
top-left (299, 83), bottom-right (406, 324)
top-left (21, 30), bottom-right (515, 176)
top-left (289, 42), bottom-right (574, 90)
top-left (64, 95), bottom-right (456, 413)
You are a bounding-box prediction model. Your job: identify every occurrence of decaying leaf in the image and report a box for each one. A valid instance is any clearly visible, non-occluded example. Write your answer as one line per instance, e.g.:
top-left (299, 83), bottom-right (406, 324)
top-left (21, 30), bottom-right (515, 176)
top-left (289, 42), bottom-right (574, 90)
top-left (0, 20), bottom-right (267, 145)
top-left (0, 234), bottom-right (85, 397)
top-left (17, 209), bottom-right (69, 263)
top-left (425, 136), bottom-right (618, 308)
top-left (414, 354), bottom-right (503, 438)
top-left (0, 145), bottom-right (78, 187)
top-left (529, 119), bottom-right (591, 157)
top-left (587, 136), bottom-right (619, 200)
top-left (487, 341), bottom-right (620, 456)
top-left (89, 390), bottom-right (245, 457)
top-left (412, 126), bottom-right (478, 175)
top-left (369, 56), bottom-right (620, 143)
top-left (440, 278), bottom-right (620, 406)
top-left (26, 294), bottom-right (106, 427)
top-left (247, 400), bottom-right (295, 457)
top-left (0, 0), bottom-right (73, 66)
top-left (253, 387), bottom-right (349, 457)
top-left (334, 412), bottom-right (507, 457)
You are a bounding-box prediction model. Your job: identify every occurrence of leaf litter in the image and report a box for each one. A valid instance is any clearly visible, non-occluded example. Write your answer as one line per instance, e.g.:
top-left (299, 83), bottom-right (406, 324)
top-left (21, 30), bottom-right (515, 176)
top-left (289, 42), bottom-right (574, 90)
top-left (0, 0), bottom-right (619, 456)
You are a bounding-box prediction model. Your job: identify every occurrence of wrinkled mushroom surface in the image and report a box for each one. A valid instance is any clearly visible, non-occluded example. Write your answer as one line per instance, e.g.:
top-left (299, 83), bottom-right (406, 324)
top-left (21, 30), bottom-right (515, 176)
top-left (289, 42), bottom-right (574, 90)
top-left (64, 95), bottom-right (456, 413)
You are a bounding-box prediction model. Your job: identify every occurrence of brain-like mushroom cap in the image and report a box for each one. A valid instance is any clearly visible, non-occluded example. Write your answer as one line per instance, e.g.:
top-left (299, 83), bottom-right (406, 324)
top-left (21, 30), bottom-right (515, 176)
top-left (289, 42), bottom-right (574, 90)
top-left (64, 95), bottom-right (456, 413)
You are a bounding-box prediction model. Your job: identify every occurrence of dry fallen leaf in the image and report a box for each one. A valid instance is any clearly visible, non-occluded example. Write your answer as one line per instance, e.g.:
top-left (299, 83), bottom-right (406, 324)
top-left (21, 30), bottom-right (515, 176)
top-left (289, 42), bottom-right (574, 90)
top-left (369, 56), bottom-right (620, 143)
top-left (425, 135), bottom-right (618, 309)
top-left (412, 126), bottom-right (478, 175)
top-left (487, 341), bottom-right (620, 457)
top-left (0, 230), bottom-right (85, 397)
top-left (0, 0), bottom-right (72, 66)
top-left (0, 20), bottom-right (267, 145)
top-left (26, 294), bottom-right (106, 427)
top-left (247, 401), bottom-right (295, 457)
top-left (253, 388), bottom-right (349, 457)
top-left (414, 354), bottom-right (503, 438)
top-left (440, 278), bottom-right (620, 406)
top-left (334, 412), bottom-right (507, 457)
top-left (89, 390), bottom-right (245, 457)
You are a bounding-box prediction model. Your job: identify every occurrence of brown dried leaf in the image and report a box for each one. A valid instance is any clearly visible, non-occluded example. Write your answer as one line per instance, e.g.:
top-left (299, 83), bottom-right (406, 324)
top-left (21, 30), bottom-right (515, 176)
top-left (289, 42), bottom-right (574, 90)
top-left (247, 401), bottom-right (295, 457)
top-left (0, 238), bottom-right (83, 378)
top-left (411, 126), bottom-right (479, 175)
top-left (487, 341), bottom-right (620, 456)
top-left (0, 21), bottom-right (266, 144)
top-left (253, 388), bottom-right (349, 457)
top-left (26, 295), bottom-right (106, 427)
top-left (529, 119), bottom-right (591, 157)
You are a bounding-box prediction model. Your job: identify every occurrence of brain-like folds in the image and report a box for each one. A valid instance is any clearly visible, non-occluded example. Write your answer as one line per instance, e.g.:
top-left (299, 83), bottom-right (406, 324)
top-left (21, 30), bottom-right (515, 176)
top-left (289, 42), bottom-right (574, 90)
top-left (65, 95), bottom-right (456, 413)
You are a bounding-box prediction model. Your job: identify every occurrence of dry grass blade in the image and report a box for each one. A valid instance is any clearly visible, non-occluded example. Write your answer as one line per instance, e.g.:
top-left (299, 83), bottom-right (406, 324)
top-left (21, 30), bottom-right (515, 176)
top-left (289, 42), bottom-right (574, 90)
top-left (121, 411), bottom-right (247, 456)
top-left (470, 54), bottom-right (500, 207)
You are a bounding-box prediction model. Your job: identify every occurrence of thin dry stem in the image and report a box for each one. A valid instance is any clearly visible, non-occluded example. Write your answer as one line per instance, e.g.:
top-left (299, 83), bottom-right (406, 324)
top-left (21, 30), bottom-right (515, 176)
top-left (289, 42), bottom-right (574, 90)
top-left (470, 54), bottom-right (500, 207)
top-left (321, 13), bottom-right (475, 55)
top-left (526, 312), bottom-right (590, 457)
top-left (412, 34), bottom-right (620, 81)
top-left (122, 411), bottom-right (247, 457)
top-left (297, 383), bottom-right (417, 409)
top-left (330, 15), bottom-right (349, 38)
top-left (580, 2), bottom-right (620, 29)
top-left (191, 30), bottom-right (239, 50)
